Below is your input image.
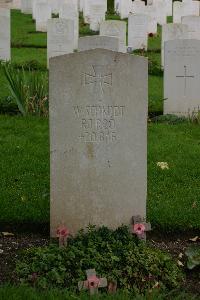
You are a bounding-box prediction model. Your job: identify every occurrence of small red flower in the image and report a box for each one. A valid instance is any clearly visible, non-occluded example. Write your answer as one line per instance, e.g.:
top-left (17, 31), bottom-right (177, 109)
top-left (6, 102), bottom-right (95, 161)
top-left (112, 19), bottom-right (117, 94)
top-left (87, 275), bottom-right (100, 289)
top-left (56, 226), bottom-right (70, 238)
top-left (133, 223), bottom-right (146, 235)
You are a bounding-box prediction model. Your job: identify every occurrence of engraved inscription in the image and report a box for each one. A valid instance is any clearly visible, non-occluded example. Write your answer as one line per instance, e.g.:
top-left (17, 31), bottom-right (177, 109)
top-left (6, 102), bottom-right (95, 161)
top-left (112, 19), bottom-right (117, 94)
top-left (72, 105), bottom-right (125, 143)
top-left (83, 65), bottom-right (112, 99)
top-left (167, 46), bottom-right (200, 56)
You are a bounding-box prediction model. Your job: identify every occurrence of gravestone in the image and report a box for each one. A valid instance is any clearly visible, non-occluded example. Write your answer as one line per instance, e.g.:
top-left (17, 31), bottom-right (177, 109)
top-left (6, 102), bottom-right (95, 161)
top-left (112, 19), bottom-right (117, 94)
top-left (21, 0), bottom-right (32, 13)
top-left (144, 5), bottom-right (157, 34)
top-left (132, 0), bottom-right (145, 14)
top-left (164, 39), bottom-right (200, 116)
top-left (100, 20), bottom-right (126, 53)
top-left (0, 8), bottom-right (10, 61)
top-left (182, 16), bottom-right (200, 40)
top-left (35, 2), bottom-right (51, 32)
top-left (83, 0), bottom-right (106, 24)
top-left (128, 14), bottom-right (148, 51)
top-left (155, 0), bottom-right (167, 25)
top-left (78, 36), bottom-right (120, 52)
top-left (161, 23), bottom-right (189, 67)
top-left (59, 3), bottom-right (79, 49)
top-left (89, 3), bottom-right (105, 31)
top-left (49, 49), bottom-right (147, 235)
top-left (173, 0), bottom-right (199, 23)
top-left (165, 0), bottom-right (172, 16)
top-left (32, 0), bottom-right (46, 20)
top-left (118, 0), bottom-right (132, 19)
top-left (47, 19), bottom-right (74, 67)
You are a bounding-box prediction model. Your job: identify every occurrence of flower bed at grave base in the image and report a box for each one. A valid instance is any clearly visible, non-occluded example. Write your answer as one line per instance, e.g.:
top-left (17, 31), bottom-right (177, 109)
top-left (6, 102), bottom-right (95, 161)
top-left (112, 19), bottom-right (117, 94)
top-left (15, 226), bottom-right (183, 293)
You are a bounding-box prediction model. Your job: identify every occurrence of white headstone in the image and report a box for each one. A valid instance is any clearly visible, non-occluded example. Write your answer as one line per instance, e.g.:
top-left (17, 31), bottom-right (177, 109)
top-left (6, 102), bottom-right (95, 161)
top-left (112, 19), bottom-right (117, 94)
top-left (59, 3), bottom-right (79, 49)
top-left (32, 0), bottom-right (47, 20)
top-left (100, 20), bottom-right (126, 53)
top-left (164, 39), bottom-right (200, 116)
top-left (182, 16), bottom-right (200, 40)
top-left (144, 5), bottom-right (157, 34)
top-left (118, 0), bottom-right (132, 19)
top-left (21, 0), bottom-right (32, 13)
top-left (173, 0), bottom-right (199, 23)
top-left (35, 2), bottom-right (51, 32)
top-left (83, 0), bottom-right (106, 24)
top-left (47, 18), bottom-right (74, 66)
top-left (89, 3), bottom-right (105, 31)
top-left (49, 48), bottom-right (148, 235)
top-left (155, 0), bottom-right (167, 25)
top-left (0, 8), bottom-right (10, 61)
top-left (132, 0), bottom-right (145, 14)
top-left (78, 35), bottom-right (120, 51)
top-left (128, 14), bottom-right (148, 50)
top-left (161, 23), bottom-right (189, 67)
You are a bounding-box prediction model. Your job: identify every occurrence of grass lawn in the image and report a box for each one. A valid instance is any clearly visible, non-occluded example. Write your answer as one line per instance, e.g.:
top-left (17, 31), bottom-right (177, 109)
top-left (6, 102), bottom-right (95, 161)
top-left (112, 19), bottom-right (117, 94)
top-left (11, 47), bottom-right (47, 67)
top-left (0, 116), bottom-right (199, 231)
top-left (0, 285), bottom-right (197, 300)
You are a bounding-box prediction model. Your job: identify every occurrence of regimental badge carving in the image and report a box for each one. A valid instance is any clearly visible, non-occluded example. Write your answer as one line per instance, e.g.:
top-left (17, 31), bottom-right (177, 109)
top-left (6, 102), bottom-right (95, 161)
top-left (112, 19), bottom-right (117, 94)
top-left (55, 21), bottom-right (65, 34)
top-left (82, 65), bottom-right (112, 100)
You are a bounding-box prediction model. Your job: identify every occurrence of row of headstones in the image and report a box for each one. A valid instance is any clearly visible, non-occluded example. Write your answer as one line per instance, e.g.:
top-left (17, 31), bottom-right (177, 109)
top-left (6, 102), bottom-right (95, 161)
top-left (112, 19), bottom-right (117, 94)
top-left (115, 0), bottom-right (200, 24)
top-left (115, 0), bottom-right (172, 21)
top-left (0, 6), bottom-right (200, 117)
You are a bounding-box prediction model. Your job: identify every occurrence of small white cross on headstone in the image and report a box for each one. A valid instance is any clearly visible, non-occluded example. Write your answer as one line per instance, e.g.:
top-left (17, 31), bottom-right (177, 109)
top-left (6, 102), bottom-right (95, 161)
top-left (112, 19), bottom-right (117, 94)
top-left (78, 269), bottom-right (107, 295)
top-left (132, 215), bottom-right (151, 240)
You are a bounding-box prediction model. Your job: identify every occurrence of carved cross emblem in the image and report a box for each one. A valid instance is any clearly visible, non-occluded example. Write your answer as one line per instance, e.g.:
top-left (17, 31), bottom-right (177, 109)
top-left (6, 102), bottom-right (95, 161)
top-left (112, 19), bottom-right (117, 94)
top-left (176, 65), bottom-right (194, 96)
top-left (83, 65), bottom-right (112, 99)
top-left (78, 269), bottom-right (107, 295)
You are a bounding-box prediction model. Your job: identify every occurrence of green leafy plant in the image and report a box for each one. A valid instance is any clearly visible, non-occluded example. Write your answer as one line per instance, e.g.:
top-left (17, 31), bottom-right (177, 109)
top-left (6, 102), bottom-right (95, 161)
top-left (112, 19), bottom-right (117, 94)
top-left (0, 96), bottom-right (19, 115)
top-left (151, 114), bottom-right (188, 124)
top-left (3, 63), bottom-right (48, 116)
top-left (185, 246), bottom-right (200, 270)
top-left (15, 226), bottom-right (183, 293)
top-left (188, 109), bottom-right (200, 125)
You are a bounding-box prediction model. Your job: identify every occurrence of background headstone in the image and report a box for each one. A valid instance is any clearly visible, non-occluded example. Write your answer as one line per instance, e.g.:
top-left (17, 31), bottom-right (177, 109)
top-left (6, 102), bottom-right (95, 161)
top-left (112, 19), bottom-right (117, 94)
top-left (0, 8), bottom-right (10, 61)
top-left (59, 3), bottom-right (79, 49)
top-left (128, 14), bottom-right (148, 50)
top-left (78, 35), bottom-right (120, 52)
top-left (49, 49), bottom-right (148, 235)
top-left (89, 3), bottom-right (105, 31)
top-left (47, 19), bottom-right (74, 66)
top-left (161, 23), bottom-right (189, 67)
top-left (100, 20), bottom-right (127, 53)
top-left (164, 39), bottom-right (200, 116)
top-left (182, 16), bottom-right (200, 40)
top-left (21, 0), bottom-right (32, 13)
top-left (35, 2), bottom-right (51, 32)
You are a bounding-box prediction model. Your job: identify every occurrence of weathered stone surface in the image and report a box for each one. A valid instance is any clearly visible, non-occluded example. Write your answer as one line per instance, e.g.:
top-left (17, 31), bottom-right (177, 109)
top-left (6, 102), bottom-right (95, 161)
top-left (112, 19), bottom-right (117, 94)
top-left (164, 39), bottom-right (200, 116)
top-left (47, 18), bottom-right (74, 66)
top-left (49, 49), bottom-right (147, 236)
top-left (35, 2), bottom-right (51, 32)
top-left (78, 35), bottom-right (119, 52)
top-left (161, 23), bottom-right (189, 67)
top-left (128, 14), bottom-right (148, 50)
top-left (100, 20), bottom-right (126, 53)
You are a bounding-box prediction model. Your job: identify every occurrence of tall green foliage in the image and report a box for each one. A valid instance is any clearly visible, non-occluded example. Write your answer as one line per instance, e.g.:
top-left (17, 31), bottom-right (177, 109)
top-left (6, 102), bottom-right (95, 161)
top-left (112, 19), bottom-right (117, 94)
top-left (3, 63), bottom-right (48, 116)
top-left (107, 0), bottom-right (115, 14)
